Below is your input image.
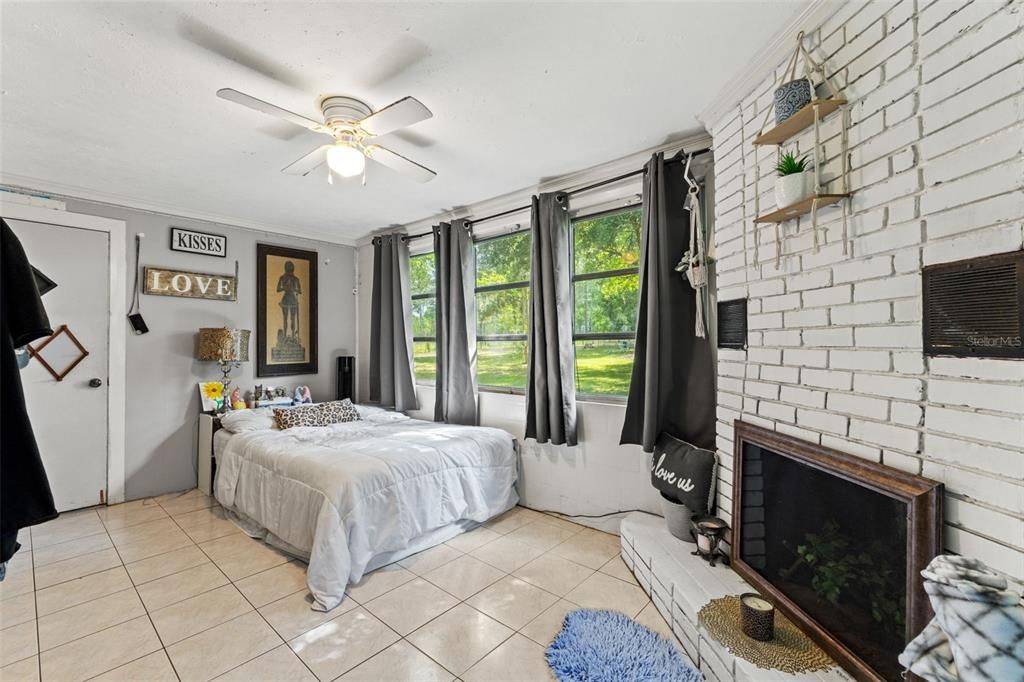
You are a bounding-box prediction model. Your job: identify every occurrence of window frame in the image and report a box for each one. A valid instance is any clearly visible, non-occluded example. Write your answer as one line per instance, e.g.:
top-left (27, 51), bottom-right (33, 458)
top-left (419, 206), bottom-right (641, 400)
top-left (473, 230), bottom-right (531, 394)
top-left (410, 251), bottom-right (437, 386)
top-left (570, 205), bottom-right (642, 401)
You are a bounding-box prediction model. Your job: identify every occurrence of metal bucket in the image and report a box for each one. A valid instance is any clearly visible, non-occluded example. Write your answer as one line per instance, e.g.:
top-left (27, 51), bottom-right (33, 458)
top-left (660, 493), bottom-right (696, 543)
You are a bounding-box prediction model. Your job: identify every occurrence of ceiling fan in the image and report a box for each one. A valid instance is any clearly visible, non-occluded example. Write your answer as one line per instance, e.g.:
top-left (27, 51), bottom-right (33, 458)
top-left (217, 88), bottom-right (436, 183)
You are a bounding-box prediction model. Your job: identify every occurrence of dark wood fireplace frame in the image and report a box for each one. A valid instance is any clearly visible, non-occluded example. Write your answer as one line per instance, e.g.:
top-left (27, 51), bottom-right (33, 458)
top-left (730, 420), bottom-right (943, 682)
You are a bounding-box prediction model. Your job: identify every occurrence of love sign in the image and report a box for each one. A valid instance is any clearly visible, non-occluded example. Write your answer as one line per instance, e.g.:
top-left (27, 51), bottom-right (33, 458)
top-left (143, 266), bottom-right (237, 302)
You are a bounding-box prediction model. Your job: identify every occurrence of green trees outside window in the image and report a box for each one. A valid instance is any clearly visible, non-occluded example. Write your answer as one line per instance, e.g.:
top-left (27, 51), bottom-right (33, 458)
top-left (476, 232), bottom-right (530, 389)
top-left (571, 207), bottom-right (641, 396)
top-left (409, 206), bottom-right (642, 397)
top-left (410, 253), bottom-right (437, 383)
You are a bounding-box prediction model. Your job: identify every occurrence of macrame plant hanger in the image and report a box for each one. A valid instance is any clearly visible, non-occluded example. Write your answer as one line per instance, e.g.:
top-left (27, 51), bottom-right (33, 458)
top-left (680, 153), bottom-right (709, 338)
top-left (752, 31), bottom-right (849, 269)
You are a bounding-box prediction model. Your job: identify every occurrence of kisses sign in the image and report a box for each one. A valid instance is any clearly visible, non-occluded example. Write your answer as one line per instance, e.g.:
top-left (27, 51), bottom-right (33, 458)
top-left (170, 227), bottom-right (227, 257)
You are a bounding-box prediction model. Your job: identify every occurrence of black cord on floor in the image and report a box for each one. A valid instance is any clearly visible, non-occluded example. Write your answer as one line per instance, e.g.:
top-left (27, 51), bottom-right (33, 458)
top-left (522, 506), bottom-right (651, 519)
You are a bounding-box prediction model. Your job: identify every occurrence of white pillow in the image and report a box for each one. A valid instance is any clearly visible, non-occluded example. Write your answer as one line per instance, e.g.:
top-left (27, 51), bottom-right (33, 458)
top-left (219, 407), bottom-right (276, 433)
top-left (354, 403), bottom-right (387, 419)
top-left (363, 411), bottom-right (410, 424)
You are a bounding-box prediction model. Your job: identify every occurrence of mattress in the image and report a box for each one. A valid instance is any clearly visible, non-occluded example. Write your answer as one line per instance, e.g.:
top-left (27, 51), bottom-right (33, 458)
top-left (213, 412), bottom-right (518, 611)
top-left (213, 428), bottom-right (232, 459)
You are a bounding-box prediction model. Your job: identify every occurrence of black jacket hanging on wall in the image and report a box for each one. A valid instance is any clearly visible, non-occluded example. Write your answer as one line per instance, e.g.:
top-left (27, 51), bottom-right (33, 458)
top-left (620, 153), bottom-right (716, 452)
top-left (1, 219), bottom-right (58, 561)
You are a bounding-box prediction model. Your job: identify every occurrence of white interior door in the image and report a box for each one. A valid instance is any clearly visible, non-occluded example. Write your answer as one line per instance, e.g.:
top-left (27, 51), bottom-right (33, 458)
top-left (9, 219), bottom-right (110, 511)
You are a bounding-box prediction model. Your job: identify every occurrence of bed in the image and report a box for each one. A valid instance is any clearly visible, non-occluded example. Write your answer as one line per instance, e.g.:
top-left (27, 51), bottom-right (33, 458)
top-left (212, 405), bottom-right (518, 611)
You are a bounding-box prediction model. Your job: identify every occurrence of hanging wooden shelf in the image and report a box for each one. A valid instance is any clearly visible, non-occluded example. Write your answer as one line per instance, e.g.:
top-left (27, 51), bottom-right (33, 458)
top-left (755, 194), bottom-right (849, 224)
top-left (753, 99), bottom-right (847, 146)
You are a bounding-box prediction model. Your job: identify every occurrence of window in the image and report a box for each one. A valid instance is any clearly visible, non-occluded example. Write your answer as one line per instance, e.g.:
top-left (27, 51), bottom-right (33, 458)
top-left (572, 207), bottom-right (642, 396)
top-left (410, 252), bottom-right (436, 383)
top-left (475, 231), bottom-right (531, 390)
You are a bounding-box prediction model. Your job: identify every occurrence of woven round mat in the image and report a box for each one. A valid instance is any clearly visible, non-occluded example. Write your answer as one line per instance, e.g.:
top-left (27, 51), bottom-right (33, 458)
top-left (697, 596), bottom-right (834, 673)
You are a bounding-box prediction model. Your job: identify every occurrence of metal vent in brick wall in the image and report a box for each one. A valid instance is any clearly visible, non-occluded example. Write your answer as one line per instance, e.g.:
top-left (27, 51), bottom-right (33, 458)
top-left (923, 251), bottom-right (1024, 359)
top-left (717, 298), bottom-right (748, 350)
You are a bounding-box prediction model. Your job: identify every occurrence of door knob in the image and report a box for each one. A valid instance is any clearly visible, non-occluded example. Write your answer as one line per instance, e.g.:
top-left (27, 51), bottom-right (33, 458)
top-left (88, 378), bottom-right (103, 388)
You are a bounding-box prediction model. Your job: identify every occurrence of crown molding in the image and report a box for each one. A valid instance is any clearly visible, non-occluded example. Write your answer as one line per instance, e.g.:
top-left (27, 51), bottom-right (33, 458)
top-left (357, 130), bottom-right (713, 247)
top-left (696, 0), bottom-right (841, 130)
top-left (0, 174), bottom-right (358, 248)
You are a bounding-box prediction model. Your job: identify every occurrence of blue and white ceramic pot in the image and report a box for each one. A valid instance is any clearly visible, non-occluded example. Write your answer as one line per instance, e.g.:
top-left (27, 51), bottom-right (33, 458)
top-left (774, 78), bottom-right (813, 124)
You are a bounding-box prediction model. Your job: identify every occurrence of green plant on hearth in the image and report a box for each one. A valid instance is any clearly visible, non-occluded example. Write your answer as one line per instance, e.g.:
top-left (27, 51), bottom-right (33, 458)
top-left (775, 152), bottom-right (809, 177)
top-left (783, 520), bottom-right (906, 639)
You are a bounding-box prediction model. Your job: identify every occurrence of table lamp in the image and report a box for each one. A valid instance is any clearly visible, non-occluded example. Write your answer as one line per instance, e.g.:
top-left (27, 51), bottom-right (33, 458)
top-left (197, 327), bottom-right (250, 410)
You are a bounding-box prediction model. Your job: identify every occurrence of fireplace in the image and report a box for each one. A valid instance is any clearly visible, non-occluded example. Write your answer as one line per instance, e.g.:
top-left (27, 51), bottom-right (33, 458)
top-left (731, 421), bottom-right (943, 682)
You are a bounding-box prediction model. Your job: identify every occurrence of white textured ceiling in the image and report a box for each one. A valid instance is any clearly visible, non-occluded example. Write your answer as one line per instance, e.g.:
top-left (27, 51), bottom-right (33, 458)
top-left (1, 1), bottom-right (804, 243)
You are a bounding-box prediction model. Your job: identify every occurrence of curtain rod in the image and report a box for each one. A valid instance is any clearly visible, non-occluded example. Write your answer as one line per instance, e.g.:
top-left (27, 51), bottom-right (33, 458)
top-left (400, 145), bottom-right (713, 241)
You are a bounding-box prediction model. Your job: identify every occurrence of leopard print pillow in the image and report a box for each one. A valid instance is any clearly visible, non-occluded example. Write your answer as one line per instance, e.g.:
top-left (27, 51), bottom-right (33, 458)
top-left (273, 399), bottom-right (360, 430)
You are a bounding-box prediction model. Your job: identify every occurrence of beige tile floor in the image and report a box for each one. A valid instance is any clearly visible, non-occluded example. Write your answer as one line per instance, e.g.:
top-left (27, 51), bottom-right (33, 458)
top-left (0, 489), bottom-right (681, 682)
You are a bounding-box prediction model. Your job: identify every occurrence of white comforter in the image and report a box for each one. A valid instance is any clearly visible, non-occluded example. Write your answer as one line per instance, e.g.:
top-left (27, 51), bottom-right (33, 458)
top-left (214, 413), bottom-right (518, 611)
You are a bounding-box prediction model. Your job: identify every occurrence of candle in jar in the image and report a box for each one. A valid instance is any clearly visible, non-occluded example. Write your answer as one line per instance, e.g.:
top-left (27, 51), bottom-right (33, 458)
top-left (742, 595), bottom-right (772, 611)
top-left (740, 592), bottom-right (775, 641)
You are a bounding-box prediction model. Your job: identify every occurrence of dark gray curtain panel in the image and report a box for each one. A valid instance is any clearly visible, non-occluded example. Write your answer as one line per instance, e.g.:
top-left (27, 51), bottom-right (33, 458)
top-left (369, 233), bottom-right (419, 412)
top-left (433, 220), bottom-right (478, 425)
top-left (620, 152), bottom-right (715, 452)
top-left (525, 192), bottom-right (578, 446)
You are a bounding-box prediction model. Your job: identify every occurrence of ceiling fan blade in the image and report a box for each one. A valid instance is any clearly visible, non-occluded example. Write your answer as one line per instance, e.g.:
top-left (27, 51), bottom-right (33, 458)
top-left (217, 88), bottom-right (328, 134)
top-left (365, 145), bottom-right (436, 183)
top-left (360, 36), bottom-right (431, 90)
top-left (178, 17), bottom-right (310, 90)
top-left (390, 129), bottom-right (436, 149)
top-left (281, 145), bottom-right (329, 176)
top-left (257, 121), bottom-right (306, 141)
top-left (359, 97), bottom-right (432, 137)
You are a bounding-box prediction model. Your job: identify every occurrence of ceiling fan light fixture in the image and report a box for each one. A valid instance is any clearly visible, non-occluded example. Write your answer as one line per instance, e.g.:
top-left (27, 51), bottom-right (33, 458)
top-left (326, 143), bottom-right (365, 177)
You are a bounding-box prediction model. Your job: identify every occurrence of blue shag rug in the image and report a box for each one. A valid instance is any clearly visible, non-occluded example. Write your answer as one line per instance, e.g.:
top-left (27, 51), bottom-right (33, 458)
top-left (546, 608), bottom-right (702, 682)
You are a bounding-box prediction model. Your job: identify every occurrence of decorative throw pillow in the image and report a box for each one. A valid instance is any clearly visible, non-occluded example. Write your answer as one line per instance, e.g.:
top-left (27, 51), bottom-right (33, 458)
top-left (650, 432), bottom-right (717, 514)
top-left (273, 399), bottom-right (359, 430)
top-left (220, 407), bottom-right (276, 433)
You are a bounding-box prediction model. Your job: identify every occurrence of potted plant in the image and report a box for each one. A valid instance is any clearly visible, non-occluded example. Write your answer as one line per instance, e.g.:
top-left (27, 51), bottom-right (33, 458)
top-left (774, 77), bottom-right (813, 124)
top-left (775, 152), bottom-right (813, 207)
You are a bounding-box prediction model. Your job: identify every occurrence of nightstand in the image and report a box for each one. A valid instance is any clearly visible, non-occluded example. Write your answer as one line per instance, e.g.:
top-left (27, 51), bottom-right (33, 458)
top-left (197, 413), bottom-right (220, 495)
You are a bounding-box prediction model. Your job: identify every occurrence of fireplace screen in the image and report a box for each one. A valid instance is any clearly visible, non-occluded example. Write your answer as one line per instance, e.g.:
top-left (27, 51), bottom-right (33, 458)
top-left (739, 441), bottom-right (909, 678)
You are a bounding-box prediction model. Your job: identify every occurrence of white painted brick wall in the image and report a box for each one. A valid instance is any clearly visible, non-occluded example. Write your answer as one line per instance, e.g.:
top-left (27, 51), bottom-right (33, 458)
top-left (710, 0), bottom-right (1024, 580)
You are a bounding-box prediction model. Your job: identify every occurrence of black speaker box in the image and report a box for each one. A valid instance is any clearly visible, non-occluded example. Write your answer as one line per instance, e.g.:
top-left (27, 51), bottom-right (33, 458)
top-left (336, 356), bottom-right (354, 401)
top-left (128, 313), bottom-right (149, 335)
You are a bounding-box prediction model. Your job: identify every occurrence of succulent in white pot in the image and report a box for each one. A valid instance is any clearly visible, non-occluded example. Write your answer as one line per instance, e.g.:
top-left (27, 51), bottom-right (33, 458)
top-left (774, 152), bottom-right (814, 207)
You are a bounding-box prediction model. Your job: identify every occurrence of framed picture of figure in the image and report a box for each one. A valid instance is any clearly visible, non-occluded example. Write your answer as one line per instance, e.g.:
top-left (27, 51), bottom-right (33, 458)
top-left (256, 243), bottom-right (318, 377)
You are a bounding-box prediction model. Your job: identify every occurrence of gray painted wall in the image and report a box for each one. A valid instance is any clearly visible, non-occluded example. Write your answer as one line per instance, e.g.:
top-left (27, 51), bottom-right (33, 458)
top-left (63, 198), bottom-right (357, 500)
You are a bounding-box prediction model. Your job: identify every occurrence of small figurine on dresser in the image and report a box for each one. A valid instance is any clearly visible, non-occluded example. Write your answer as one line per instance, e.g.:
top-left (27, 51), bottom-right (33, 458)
top-left (253, 385), bottom-right (295, 407)
top-left (294, 386), bottom-right (312, 404)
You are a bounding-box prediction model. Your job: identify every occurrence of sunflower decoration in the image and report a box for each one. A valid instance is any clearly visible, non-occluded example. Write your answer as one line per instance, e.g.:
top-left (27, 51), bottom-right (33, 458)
top-left (202, 382), bottom-right (224, 400)
top-left (199, 381), bottom-right (226, 411)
